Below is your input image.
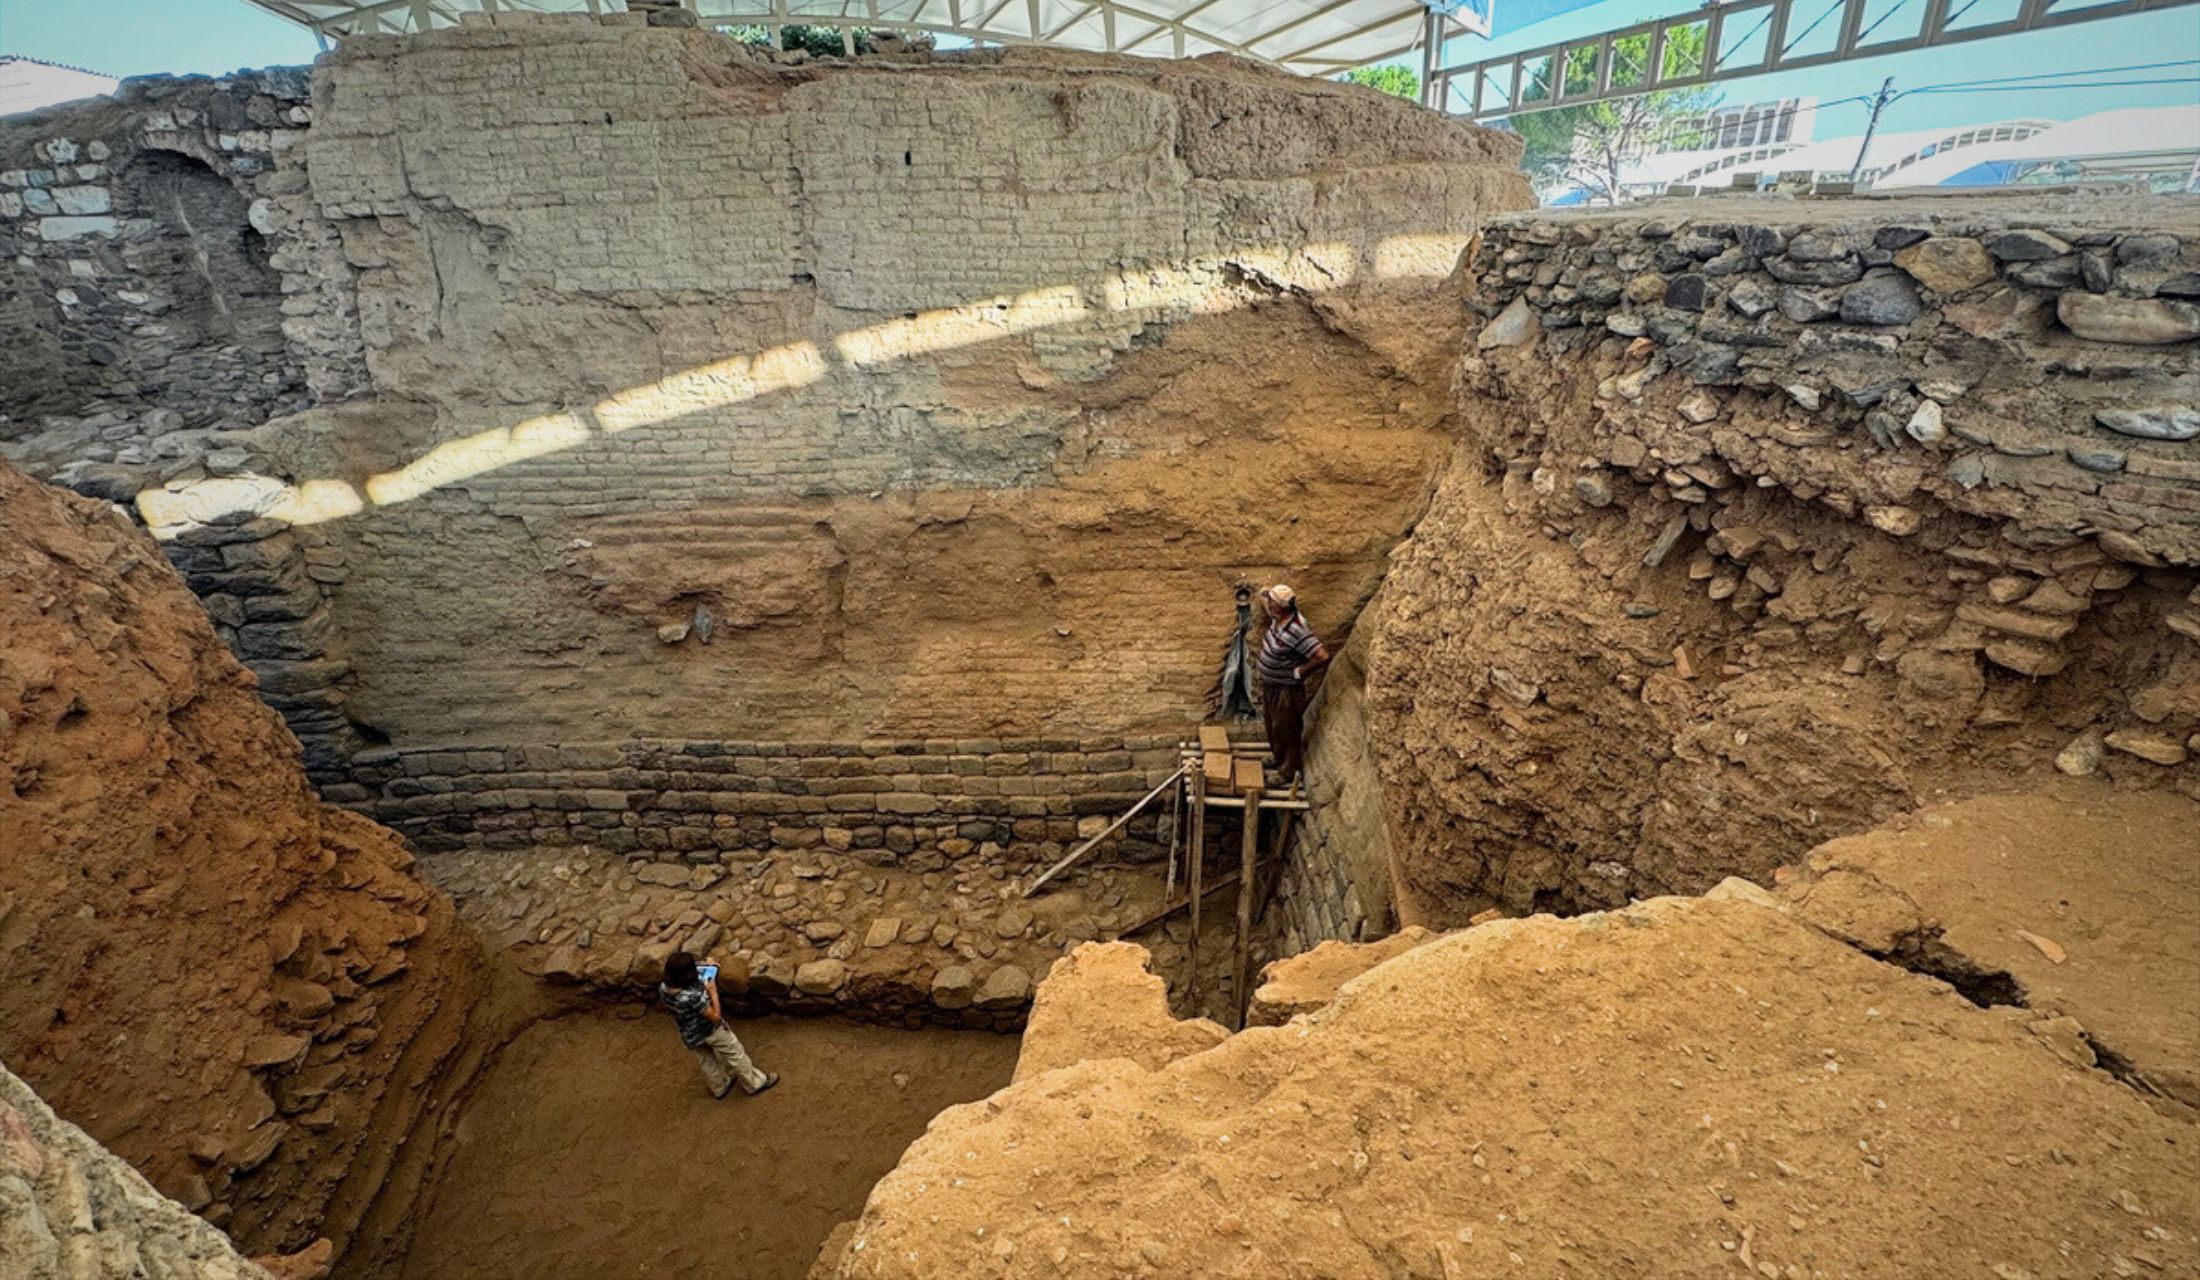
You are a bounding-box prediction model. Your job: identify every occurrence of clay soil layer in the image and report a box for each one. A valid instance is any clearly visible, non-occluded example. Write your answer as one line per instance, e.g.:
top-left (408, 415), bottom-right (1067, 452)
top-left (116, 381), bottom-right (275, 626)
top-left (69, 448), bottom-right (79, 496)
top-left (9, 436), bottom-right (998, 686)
top-left (376, 1014), bottom-right (1019, 1280)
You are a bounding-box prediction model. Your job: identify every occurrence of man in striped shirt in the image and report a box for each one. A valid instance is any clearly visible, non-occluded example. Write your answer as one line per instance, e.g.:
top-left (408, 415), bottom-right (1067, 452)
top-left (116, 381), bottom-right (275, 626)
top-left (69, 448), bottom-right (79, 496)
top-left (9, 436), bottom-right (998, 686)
top-left (1256, 584), bottom-right (1330, 791)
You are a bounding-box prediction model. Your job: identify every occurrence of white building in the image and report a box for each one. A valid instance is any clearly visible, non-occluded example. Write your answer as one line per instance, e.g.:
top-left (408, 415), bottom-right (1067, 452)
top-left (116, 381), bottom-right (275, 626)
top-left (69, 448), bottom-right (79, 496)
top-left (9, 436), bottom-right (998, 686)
top-left (0, 57), bottom-right (120, 119)
top-left (1549, 104), bottom-right (2200, 202)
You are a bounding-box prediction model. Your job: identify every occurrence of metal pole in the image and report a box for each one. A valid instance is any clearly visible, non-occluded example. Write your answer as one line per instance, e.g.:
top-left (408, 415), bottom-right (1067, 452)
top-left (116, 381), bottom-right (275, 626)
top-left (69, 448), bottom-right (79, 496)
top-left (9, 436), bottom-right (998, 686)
top-left (1849, 76), bottom-right (1896, 182)
top-left (1419, 7), bottom-right (1445, 109)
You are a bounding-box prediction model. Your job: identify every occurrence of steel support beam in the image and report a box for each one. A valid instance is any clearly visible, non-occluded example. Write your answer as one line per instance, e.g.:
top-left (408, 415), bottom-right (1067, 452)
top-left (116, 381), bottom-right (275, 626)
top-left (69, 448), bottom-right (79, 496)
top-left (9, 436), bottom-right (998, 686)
top-left (256, 0), bottom-right (1413, 68)
top-left (1437, 0), bottom-right (2200, 121)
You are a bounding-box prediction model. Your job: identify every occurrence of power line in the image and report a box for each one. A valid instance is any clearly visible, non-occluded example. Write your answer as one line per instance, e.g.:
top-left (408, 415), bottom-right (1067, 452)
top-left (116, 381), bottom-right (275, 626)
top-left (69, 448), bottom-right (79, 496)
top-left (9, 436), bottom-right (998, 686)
top-left (1906, 76), bottom-right (2200, 94)
top-left (1896, 59), bottom-right (2199, 93)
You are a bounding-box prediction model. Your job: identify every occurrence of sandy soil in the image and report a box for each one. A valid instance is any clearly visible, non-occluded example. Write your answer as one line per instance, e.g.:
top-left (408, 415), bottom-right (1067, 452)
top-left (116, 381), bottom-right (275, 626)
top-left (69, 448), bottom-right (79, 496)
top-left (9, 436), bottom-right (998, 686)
top-left (1784, 782), bottom-right (2200, 1116)
top-left (0, 461), bottom-right (489, 1257)
top-left (820, 900), bottom-right (2200, 1280)
top-left (381, 1013), bottom-right (1019, 1280)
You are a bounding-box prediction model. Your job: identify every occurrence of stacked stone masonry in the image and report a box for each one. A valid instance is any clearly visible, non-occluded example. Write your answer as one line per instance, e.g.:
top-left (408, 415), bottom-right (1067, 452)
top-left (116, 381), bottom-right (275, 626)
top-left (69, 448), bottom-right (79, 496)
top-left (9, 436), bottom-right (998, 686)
top-left (0, 69), bottom-right (366, 447)
top-left (332, 736), bottom-right (1182, 862)
top-left (1471, 197), bottom-right (2200, 682)
top-left (1346, 195), bottom-right (2197, 925)
top-left (1266, 650), bottom-right (1396, 954)
top-left (1472, 199), bottom-right (2200, 557)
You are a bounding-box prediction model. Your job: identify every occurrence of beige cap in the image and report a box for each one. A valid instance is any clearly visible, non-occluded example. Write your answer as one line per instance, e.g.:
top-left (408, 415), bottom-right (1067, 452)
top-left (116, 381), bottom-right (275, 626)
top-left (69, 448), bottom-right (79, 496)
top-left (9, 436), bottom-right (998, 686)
top-left (1264, 584), bottom-right (1296, 607)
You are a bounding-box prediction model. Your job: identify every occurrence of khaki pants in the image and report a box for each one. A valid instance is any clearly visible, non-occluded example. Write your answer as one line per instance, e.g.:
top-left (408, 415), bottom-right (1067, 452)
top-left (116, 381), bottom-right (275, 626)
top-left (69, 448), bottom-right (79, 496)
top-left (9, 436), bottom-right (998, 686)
top-left (691, 1025), bottom-right (770, 1098)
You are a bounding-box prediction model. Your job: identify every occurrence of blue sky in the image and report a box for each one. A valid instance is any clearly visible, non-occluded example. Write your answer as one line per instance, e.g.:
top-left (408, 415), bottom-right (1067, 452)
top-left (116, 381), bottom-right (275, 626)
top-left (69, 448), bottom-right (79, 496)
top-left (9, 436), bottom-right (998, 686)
top-left (2, 0), bottom-right (322, 78)
top-left (3, 0), bottom-right (2195, 141)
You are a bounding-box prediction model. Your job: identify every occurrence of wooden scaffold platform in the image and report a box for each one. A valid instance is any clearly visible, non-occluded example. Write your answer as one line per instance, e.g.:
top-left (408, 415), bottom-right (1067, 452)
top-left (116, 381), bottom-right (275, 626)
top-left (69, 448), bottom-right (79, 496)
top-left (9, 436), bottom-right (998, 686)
top-left (1020, 724), bottom-right (1305, 1027)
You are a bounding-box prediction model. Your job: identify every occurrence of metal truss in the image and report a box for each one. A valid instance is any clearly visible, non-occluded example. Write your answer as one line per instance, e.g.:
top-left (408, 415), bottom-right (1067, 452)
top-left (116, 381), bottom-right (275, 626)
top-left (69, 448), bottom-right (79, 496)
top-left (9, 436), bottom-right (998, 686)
top-left (1435, 0), bottom-right (2200, 121)
top-left (244, 0), bottom-right (1466, 77)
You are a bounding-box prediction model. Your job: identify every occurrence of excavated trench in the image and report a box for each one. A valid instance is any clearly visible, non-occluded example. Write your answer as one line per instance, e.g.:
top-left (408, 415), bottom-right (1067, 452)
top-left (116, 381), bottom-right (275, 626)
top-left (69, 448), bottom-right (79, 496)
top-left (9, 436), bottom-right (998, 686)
top-left (365, 1011), bottom-right (1017, 1280)
top-left (5, 23), bottom-right (2199, 1280)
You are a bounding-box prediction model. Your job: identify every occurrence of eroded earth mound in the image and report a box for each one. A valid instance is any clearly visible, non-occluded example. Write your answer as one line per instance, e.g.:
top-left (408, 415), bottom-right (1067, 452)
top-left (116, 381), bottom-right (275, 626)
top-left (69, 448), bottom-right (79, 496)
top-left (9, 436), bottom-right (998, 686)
top-left (819, 896), bottom-right (2198, 1279)
top-left (0, 462), bottom-right (489, 1259)
top-left (1782, 784), bottom-right (2200, 1117)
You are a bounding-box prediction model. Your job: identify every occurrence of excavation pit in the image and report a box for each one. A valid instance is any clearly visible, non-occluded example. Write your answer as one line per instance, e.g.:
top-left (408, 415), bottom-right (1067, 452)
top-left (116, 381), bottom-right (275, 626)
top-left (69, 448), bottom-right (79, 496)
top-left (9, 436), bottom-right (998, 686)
top-left (5, 15), bottom-right (2200, 1280)
top-left (369, 1012), bottom-right (1019, 1280)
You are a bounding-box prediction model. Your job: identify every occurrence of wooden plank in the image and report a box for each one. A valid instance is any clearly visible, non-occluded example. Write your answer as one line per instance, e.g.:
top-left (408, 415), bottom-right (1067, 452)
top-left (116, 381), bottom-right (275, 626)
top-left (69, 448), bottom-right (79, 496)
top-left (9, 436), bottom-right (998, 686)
top-left (1233, 786), bottom-right (1262, 1029)
top-left (1200, 795), bottom-right (1310, 812)
top-left (1163, 774), bottom-right (1182, 899)
top-left (1232, 757), bottom-right (1264, 794)
top-left (1114, 863), bottom-right (1260, 938)
top-left (1198, 724), bottom-right (1231, 752)
top-left (1186, 768), bottom-right (1206, 1007)
top-left (1021, 764), bottom-right (1186, 898)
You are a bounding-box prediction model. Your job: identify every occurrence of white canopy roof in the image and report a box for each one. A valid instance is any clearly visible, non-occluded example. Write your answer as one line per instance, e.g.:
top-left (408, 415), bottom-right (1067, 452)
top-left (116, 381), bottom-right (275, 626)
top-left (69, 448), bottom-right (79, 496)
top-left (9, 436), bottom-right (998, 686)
top-left (240, 0), bottom-right (1454, 75)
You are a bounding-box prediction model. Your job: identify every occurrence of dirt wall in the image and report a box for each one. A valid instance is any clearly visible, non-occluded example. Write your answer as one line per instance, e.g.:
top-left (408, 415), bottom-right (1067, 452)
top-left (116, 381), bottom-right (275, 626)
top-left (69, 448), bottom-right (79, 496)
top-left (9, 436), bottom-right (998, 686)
top-left (0, 462), bottom-right (491, 1260)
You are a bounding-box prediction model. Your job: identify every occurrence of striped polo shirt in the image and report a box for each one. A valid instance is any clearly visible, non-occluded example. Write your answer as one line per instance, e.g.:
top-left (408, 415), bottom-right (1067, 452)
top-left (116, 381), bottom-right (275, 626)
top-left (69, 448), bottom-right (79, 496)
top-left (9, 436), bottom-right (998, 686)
top-left (1257, 612), bottom-right (1321, 687)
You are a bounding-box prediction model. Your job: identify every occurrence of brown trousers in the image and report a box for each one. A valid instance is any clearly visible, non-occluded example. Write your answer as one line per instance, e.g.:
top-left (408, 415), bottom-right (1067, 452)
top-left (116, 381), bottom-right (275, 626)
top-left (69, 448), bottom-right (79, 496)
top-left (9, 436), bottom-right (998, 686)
top-left (1260, 680), bottom-right (1310, 785)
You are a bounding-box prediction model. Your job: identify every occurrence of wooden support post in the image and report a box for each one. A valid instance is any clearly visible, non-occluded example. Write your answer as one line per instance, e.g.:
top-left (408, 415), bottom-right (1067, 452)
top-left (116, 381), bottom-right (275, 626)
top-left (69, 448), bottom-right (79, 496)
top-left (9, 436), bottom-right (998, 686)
top-left (1163, 772), bottom-right (1182, 899)
top-left (1186, 768), bottom-right (1206, 1007)
top-left (1233, 786), bottom-right (1261, 1029)
top-left (1255, 807), bottom-right (1297, 927)
top-left (1114, 865), bottom-right (1251, 938)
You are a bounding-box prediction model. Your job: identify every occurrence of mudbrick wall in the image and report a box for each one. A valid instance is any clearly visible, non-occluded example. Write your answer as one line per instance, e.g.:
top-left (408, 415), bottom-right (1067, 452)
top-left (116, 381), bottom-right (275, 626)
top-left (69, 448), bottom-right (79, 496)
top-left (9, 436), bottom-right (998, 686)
top-left (1354, 195), bottom-right (2199, 927)
top-left (0, 23), bottom-right (1537, 1049)
top-left (2, 19), bottom-right (1529, 852)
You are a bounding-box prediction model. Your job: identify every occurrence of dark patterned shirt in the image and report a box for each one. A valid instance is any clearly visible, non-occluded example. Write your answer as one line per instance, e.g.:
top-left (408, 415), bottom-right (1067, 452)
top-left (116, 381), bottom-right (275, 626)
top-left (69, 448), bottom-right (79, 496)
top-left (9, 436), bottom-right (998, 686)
top-left (1257, 612), bottom-right (1321, 687)
top-left (661, 982), bottom-right (716, 1048)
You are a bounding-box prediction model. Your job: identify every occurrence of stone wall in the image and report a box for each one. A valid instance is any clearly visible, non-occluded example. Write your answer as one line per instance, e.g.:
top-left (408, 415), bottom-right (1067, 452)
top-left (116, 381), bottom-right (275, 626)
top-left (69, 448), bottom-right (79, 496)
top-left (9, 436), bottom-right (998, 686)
top-left (1469, 197), bottom-right (2200, 578)
top-left (0, 1064), bottom-right (269, 1280)
top-left (0, 69), bottom-right (365, 448)
top-left (1266, 648), bottom-right (1397, 954)
top-left (331, 734), bottom-right (1183, 863)
top-left (1360, 195), bottom-right (2199, 924)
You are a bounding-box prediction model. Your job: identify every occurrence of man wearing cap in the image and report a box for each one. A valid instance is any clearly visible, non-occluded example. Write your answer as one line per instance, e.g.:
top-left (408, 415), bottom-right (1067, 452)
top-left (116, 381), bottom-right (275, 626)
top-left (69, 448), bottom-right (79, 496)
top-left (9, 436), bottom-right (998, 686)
top-left (1256, 584), bottom-right (1330, 791)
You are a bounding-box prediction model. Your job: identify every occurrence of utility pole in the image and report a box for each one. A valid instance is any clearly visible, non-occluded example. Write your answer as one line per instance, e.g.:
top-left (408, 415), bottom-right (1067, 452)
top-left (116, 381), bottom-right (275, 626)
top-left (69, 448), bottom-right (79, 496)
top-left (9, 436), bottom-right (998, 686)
top-left (1849, 77), bottom-right (1897, 183)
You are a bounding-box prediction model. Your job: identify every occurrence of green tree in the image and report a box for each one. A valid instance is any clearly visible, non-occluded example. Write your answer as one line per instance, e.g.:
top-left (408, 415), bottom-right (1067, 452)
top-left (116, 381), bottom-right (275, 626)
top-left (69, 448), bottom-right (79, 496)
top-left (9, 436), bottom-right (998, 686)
top-left (1341, 65), bottom-right (1421, 101)
top-left (1504, 25), bottom-right (1720, 205)
top-left (726, 24), bottom-right (876, 57)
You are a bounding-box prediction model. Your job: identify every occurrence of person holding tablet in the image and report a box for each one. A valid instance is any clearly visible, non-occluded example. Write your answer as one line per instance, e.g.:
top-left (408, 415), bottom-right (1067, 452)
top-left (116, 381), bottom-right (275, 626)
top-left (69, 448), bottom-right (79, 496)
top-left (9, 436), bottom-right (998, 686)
top-left (660, 952), bottom-right (778, 1099)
